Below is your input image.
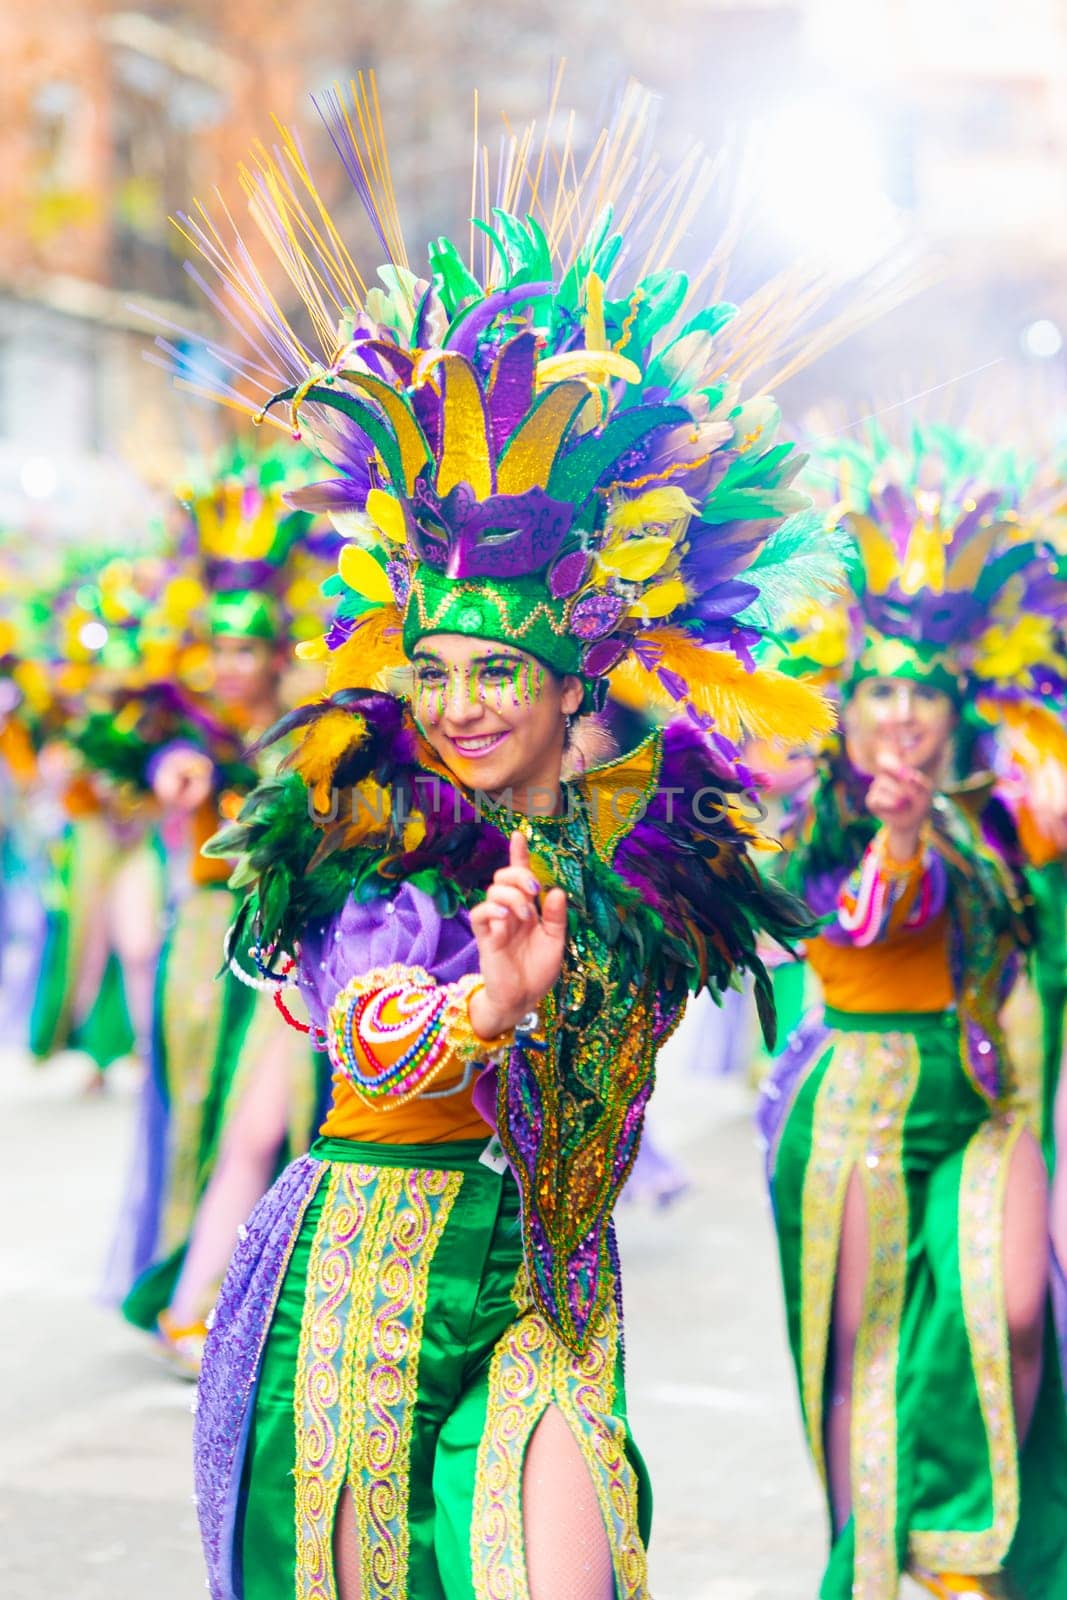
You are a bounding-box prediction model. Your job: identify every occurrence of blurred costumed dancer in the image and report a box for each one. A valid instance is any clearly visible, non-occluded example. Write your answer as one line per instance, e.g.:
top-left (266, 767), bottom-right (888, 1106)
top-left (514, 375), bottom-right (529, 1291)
top-left (115, 454), bottom-right (331, 1371)
top-left (995, 658), bottom-right (1067, 1363)
top-left (157, 77), bottom-right (856, 1600)
top-left (759, 427), bottom-right (1067, 1599)
top-left (0, 576), bottom-right (49, 1027)
top-left (26, 557), bottom-right (169, 1082)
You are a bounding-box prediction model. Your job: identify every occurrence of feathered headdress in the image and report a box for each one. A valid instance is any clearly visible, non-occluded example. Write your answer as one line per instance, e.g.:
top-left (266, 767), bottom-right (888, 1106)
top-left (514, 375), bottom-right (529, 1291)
top-left (153, 76), bottom-right (930, 746)
top-left (781, 422), bottom-right (1067, 720)
top-left (174, 440), bottom-right (336, 641)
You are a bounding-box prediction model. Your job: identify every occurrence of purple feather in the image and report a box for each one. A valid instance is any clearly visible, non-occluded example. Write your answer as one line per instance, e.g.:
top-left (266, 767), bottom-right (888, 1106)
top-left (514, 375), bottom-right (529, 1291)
top-left (689, 579), bottom-right (761, 622)
top-left (446, 284), bottom-right (552, 361)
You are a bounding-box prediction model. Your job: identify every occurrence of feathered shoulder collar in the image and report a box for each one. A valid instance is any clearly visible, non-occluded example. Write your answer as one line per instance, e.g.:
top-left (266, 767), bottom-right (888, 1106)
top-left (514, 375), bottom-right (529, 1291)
top-left (207, 691), bottom-right (816, 1040)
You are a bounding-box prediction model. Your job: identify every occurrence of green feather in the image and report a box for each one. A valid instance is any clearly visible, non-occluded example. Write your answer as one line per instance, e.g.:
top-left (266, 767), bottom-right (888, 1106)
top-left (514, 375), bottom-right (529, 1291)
top-left (740, 511), bottom-right (852, 630)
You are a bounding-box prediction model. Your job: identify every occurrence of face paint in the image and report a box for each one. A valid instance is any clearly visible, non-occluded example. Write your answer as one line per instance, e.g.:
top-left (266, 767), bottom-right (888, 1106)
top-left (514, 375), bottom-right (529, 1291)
top-left (407, 633), bottom-right (577, 811)
top-left (411, 654), bottom-right (546, 725)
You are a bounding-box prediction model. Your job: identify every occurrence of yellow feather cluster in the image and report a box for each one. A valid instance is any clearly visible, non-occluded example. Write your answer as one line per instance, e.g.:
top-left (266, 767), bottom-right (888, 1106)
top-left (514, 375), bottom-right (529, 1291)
top-left (595, 487), bottom-right (696, 590)
top-left (323, 607), bottom-right (407, 694)
top-left (610, 626), bottom-right (836, 745)
top-left (291, 710), bottom-right (366, 813)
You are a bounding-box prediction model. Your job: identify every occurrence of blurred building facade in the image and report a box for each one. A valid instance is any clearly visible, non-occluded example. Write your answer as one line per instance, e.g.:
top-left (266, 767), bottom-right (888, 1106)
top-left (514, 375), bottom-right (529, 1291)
top-left (2, 0), bottom-right (1067, 541)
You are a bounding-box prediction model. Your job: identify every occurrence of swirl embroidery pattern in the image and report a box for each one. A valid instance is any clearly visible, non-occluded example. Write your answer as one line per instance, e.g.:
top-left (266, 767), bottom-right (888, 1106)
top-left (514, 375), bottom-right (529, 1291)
top-left (471, 1270), bottom-right (645, 1600)
top-left (293, 1162), bottom-right (462, 1600)
top-left (798, 1030), bottom-right (919, 1600)
top-left (910, 1114), bottom-right (1022, 1574)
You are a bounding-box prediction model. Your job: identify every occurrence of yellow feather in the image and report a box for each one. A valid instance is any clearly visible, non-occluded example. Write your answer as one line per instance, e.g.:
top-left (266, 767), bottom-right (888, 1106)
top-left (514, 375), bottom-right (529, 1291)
top-left (626, 576), bottom-right (688, 618)
top-left (291, 710), bottom-right (367, 813)
top-left (597, 536), bottom-right (674, 583)
top-left (945, 521), bottom-right (1000, 591)
top-left (608, 487), bottom-right (698, 530)
top-left (324, 606), bottom-right (406, 693)
top-left (338, 547), bottom-right (395, 604)
top-left (900, 518), bottom-right (945, 595)
top-left (609, 627), bottom-right (836, 745)
top-left (584, 271), bottom-right (607, 351)
top-left (983, 697), bottom-right (1067, 770)
top-left (295, 635), bottom-right (329, 662)
top-left (365, 487), bottom-right (407, 545)
top-left (535, 350), bottom-right (641, 388)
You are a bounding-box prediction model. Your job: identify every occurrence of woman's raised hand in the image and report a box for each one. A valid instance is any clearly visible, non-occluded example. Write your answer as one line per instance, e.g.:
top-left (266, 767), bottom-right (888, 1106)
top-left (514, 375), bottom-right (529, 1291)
top-left (866, 752), bottom-right (934, 860)
top-left (468, 831), bottom-right (568, 1039)
top-left (152, 746), bottom-right (215, 813)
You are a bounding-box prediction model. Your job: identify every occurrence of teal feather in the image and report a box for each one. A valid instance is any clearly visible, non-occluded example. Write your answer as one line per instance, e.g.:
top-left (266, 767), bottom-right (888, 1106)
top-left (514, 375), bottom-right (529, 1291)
top-left (739, 511), bottom-right (852, 630)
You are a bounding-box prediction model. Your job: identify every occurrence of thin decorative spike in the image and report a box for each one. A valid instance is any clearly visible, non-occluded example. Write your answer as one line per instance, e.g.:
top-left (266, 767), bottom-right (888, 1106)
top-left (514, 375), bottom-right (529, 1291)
top-left (469, 89), bottom-right (479, 274)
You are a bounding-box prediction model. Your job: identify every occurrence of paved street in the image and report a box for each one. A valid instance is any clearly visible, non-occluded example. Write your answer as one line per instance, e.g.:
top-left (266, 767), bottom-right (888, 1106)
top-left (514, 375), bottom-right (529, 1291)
top-left (0, 1045), bottom-right (922, 1600)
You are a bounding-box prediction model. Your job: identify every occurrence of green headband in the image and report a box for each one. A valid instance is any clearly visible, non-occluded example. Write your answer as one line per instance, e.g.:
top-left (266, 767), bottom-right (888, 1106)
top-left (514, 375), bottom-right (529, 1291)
top-left (208, 591), bottom-right (278, 641)
top-left (845, 634), bottom-right (965, 704)
top-left (401, 567), bottom-right (601, 711)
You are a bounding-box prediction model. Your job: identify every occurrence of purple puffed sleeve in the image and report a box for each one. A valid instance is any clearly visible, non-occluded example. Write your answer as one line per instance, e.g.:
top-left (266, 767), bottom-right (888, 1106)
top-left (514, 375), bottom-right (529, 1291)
top-left (294, 882), bottom-right (480, 1037)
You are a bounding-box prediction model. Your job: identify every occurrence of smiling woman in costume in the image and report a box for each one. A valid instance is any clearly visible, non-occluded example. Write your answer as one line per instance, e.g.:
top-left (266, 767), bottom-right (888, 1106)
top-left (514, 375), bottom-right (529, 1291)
top-left (760, 426), bottom-right (1067, 1600)
top-left (166, 79), bottom-right (847, 1600)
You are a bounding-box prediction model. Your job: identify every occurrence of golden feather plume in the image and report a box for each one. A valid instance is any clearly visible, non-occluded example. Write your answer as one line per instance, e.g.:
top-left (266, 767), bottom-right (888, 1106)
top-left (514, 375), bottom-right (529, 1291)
top-left (324, 607), bottom-right (407, 694)
top-left (609, 626), bottom-right (836, 745)
top-left (291, 710), bottom-right (366, 813)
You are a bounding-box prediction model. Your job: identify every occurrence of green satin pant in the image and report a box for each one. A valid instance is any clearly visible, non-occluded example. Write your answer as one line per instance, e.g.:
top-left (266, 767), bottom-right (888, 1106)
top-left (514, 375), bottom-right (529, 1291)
top-left (770, 1009), bottom-right (1067, 1599)
top-left (239, 1138), bottom-right (651, 1600)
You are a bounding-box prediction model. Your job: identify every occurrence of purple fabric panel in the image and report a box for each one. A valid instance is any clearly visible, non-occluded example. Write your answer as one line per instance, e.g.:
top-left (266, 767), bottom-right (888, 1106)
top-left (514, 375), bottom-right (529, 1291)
top-left (295, 882), bottom-right (480, 1033)
top-left (0, 875), bottom-right (46, 1035)
top-left (755, 1007), bottom-right (830, 1184)
top-left (803, 865), bottom-right (855, 940)
top-left (98, 1050), bottom-right (170, 1305)
top-left (471, 1059), bottom-right (500, 1132)
top-left (194, 1154), bottom-right (324, 1600)
top-left (919, 851), bottom-right (949, 920)
top-left (962, 1013), bottom-right (1001, 1100)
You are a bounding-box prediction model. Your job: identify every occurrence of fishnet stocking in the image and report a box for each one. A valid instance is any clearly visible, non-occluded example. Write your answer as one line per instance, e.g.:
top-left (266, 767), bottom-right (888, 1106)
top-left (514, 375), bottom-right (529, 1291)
top-left (522, 1404), bottom-right (615, 1600)
top-left (1002, 1127), bottom-right (1048, 1443)
top-left (333, 1486), bottom-right (362, 1600)
top-left (826, 1167), bottom-right (868, 1535)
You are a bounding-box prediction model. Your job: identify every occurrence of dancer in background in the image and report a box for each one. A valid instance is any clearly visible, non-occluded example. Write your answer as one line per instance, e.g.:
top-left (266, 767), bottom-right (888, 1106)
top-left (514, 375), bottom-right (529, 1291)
top-left (26, 553), bottom-right (168, 1086)
top-left (760, 426), bottom-right (1067, 1599)
top-left (108, 449), bottom-right (332, 1373)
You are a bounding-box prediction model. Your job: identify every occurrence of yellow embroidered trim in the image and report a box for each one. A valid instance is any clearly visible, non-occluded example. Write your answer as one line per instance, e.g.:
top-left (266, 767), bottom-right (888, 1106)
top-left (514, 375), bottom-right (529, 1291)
top-left (470, 1266), bottom-right (646, 1600)
top-left (292, 1161), bottom-right (462, 1600)
top-left (798, 1030), bottom-right (920, 1600)
top-left (294, 1162), bottom-right (373, 1600)
top-left (349, 1165), bottom-right (462, 1598)
top-left (799, 1033), bottom-right (865, 1488)
top-left (850, 1034), bottom-right (917, 1600)
top-left (909, 1115), bottom-right (1023, 1575)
